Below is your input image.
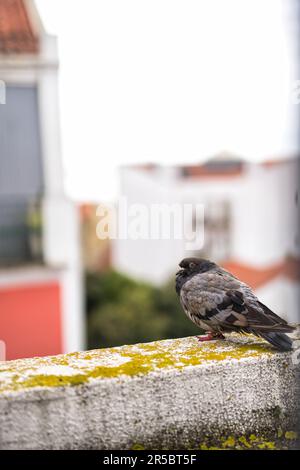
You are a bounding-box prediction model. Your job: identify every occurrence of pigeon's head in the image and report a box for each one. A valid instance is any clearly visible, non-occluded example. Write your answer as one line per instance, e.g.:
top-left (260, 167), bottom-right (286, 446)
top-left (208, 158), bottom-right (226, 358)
top-left (177, 257), bottom-right (216, 276)
top-left (175, 257), bottom-right (216, 294)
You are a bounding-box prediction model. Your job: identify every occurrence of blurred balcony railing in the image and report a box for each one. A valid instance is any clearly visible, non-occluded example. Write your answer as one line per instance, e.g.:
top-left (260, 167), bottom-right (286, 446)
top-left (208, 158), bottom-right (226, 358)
top-left (0, 199), bottom-right (43, 267)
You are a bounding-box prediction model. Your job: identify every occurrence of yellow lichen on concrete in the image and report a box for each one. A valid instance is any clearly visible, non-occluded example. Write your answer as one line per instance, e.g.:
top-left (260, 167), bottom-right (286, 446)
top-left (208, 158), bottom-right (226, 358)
top-left (0, 335), bottom-right (275, 393)
top-left (222, 436), bottom-right (236, 448)
top-left (199, 436), bottom-right (277, 450)
top-left (197, 432), bottom-right (298, 450)
top-left (285, 431), bottom-right (298, 440)
top-left (130, 431), bottom-right (298, 451)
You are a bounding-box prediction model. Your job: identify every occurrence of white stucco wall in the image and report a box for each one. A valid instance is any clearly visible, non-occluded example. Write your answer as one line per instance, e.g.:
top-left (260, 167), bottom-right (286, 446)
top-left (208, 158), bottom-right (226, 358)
top-left (231, 161), bottom-right (300, 267)
top-left (0, 335), bottom-right (299, 450)
top-left (0, 11), bottom-right (85, 353)
top-left (256, 277), bottom-right (300, 325)
top-left (113, 159), bottom-right (300, 285)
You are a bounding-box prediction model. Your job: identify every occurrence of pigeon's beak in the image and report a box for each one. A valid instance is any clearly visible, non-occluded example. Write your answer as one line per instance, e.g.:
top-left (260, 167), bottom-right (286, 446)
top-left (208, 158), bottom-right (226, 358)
top-left (176, 268), bottom-right (184, 276)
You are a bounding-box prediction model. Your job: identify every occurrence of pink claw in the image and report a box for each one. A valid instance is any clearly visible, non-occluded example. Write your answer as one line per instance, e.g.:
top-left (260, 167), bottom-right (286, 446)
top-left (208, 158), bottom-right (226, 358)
top-left (196, 333), bottom-right (225, 342)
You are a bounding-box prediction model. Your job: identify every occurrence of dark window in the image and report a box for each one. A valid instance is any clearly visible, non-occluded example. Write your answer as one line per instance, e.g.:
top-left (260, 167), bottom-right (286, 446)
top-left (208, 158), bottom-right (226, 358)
top-left (0, 85), bottom-right (44, 265)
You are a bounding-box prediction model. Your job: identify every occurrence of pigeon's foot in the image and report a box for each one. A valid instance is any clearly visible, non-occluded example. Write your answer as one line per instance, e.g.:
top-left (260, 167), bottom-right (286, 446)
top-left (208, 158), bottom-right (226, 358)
top-left (196, 332), bottom-right (225, 342)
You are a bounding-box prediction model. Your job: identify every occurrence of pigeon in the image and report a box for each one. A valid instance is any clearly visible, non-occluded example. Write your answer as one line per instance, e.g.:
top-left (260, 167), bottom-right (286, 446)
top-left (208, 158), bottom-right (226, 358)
top-left (175, 257), bottom-right (295, 351)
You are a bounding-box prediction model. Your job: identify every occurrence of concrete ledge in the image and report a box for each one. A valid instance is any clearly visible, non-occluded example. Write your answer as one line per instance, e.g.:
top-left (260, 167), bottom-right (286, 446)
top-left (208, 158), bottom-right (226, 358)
top-left (0, 335), bottom-right (299, 449)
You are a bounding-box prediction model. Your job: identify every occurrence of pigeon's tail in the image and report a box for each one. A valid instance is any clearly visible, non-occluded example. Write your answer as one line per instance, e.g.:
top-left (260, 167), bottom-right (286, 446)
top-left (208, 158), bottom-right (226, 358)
top-left (259, 331), bottom-right (294, 351)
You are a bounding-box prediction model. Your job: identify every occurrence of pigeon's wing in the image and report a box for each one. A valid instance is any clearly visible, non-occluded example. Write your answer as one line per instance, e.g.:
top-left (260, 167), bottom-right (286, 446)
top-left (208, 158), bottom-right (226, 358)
top-left (242, 299), bottom-right (295, 332)
top-left (180, 270), bottom-right (248, 328)
top-left (180, 269), bottom-right (294, 332)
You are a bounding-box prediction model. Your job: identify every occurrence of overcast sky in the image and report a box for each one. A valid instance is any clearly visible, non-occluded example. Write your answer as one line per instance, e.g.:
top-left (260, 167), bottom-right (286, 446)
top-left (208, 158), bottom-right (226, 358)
top-left (36, 0), bottom-right (298, 202)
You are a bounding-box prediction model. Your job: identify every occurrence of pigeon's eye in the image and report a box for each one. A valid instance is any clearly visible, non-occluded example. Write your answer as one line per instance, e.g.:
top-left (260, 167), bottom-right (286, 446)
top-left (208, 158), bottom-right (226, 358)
top-left (189, 262), bottom-right (196, 269)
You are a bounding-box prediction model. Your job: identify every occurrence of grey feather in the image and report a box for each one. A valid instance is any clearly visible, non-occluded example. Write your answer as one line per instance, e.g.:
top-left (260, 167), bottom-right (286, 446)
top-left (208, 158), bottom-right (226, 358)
top-left (176, 257), bottom-right (295, 351)
top-left (258, 332), bottom-right (294, 351)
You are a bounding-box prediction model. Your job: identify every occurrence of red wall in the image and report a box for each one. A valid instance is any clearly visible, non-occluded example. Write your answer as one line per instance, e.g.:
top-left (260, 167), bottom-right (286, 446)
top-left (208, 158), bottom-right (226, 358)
top-left (0, 282), bottom-right (63, 360)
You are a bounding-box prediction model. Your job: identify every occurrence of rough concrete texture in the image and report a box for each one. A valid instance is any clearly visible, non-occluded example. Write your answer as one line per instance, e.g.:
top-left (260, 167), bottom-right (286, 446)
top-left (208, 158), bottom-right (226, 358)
top-left (0, 335), bottom-right (299, 449)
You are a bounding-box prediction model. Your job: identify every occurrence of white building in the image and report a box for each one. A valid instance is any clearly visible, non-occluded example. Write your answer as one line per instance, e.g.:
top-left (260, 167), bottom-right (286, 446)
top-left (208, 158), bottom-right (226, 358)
top-left (113, 155), bottom-right (300, 324)
top-left (0, 0), bottom-right (84, 359)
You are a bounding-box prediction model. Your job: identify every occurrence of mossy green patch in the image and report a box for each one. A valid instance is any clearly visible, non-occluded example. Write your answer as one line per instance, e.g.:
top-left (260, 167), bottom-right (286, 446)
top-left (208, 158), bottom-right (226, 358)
top-left (197, 432), bottom-right (298, 450)
top-left (131, 444), bottom-right (145, 450)
top-left (0, 336), bottom-right (275, 393)
top-left (285, 431), bottom-right (297, 440)
top-left (238, 436), bottom-right (252, 448)
top-left (129, 431), bottom-right (298, 450)
top-left (257, 441), bottom-right (276, 450)
top-left (222, 436), bottom-right (236, 448)
top-left (277, 427), bottom-right (283, 438)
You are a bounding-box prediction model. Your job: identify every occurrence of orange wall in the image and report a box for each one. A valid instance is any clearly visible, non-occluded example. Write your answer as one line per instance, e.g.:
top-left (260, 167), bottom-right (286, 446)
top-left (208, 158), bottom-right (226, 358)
top-left (0, 282), bottom-right (63, 360)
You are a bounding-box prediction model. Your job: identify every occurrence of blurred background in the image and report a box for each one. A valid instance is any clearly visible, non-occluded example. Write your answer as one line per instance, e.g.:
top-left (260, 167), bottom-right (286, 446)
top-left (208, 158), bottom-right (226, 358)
top-left (0, 0), bottom-right (299, 360)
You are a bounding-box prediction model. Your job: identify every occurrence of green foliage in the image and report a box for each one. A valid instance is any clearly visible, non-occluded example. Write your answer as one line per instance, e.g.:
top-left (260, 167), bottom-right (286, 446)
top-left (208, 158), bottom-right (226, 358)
top-left (86, 270), bottom-right (200, 349)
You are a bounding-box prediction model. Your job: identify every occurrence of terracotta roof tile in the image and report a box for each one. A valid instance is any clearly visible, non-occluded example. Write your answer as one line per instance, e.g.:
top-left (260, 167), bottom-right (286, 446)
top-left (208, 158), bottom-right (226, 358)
top-left (0, 0), bottom-right (39, 54)
top-left (222, 257), bottom-right (300, 290)
top-left (180, 163), bottom-right (244, 179)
